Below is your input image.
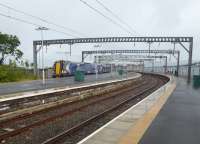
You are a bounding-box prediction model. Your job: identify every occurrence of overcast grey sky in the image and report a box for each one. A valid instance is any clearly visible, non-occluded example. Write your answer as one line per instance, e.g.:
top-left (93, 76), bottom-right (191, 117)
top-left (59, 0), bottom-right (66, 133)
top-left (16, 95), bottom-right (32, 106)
top-left (0, 0), bottom-right (199, 67)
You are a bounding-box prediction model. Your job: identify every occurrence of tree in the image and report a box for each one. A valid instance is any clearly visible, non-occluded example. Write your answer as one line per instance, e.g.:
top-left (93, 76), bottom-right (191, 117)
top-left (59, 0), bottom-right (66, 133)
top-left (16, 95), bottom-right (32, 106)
top-left (9, 59), bottom-right (17, 67)
top-left (20, 60), bottom-right (24, 67)
top-left (25, 60), bottom-right (29, 69)
top-left (0, 32), bottom-right (23, 65)
top-left (30, 63), bottom-right (34, 69)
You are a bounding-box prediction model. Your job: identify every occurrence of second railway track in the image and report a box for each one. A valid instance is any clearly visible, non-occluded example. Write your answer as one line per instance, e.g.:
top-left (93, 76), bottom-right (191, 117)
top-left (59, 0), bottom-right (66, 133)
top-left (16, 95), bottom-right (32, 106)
top-left (0, 73), bottom-right (169, 144)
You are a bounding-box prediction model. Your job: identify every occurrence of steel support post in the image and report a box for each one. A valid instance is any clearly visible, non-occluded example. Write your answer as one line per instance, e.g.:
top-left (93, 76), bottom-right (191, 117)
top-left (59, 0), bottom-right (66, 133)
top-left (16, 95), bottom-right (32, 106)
top-left (152, 60), bottom-right (154, 72)
top-left (148, 42), bottom-right (151, 56)
top-left (142, 61), bottom-right (144, 72)
top-left (33, 43), bottom-right (38, 76)
top-left (69, 44), bottom-right (72, 56)
top-left (164, 57), bottom-right (168, 73)
top-left (177, 51), bottom-right (180, 76)
top-left (188, 39), bottom-right (193, 83)
top-left (199, 63), bottom-right (200, 75)
top-left (82, 53), bottom-right (84, 62)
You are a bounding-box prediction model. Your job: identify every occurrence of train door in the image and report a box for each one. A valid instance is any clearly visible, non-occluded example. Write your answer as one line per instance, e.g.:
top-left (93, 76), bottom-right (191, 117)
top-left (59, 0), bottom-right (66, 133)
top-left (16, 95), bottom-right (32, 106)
top-left (55, 62), bottom-right (61, 77)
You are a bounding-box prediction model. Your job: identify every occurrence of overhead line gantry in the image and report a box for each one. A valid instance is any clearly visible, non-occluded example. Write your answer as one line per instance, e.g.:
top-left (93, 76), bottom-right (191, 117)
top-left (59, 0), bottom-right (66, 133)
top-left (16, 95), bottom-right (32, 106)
top-left (33, 36), bottom-right (193, 82)
top-left (94, 55), bottom-right (168, 73)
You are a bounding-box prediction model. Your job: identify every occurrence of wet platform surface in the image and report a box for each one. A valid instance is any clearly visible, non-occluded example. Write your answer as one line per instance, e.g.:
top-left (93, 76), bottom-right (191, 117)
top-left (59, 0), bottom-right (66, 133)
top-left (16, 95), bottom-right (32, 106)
top-left (140, 78), bottom-right (200, 144)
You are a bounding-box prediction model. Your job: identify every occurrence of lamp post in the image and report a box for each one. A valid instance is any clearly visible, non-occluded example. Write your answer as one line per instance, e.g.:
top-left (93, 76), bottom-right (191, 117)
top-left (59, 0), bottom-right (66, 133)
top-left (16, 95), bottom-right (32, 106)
top-left (35, 27), bottom-right (48, 85)
top-left (94, 45), bottom-right (101, 83)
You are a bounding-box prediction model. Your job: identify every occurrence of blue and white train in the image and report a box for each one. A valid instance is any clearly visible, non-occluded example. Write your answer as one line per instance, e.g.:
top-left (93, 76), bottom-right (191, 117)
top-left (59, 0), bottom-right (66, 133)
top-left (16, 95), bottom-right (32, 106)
top-left (52, 60), bottom-right (111, 77)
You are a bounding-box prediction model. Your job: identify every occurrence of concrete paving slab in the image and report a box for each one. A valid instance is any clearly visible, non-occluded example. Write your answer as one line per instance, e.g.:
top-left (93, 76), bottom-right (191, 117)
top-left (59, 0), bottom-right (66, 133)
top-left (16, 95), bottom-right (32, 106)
top-left (81, 139), bottom-right (113, 144)
top-left (106, 120), bottom-right (135, 131)
top-left (118, 115), bottom-right (139, 122)
top-left (91, 128), bottom-right (125, 143)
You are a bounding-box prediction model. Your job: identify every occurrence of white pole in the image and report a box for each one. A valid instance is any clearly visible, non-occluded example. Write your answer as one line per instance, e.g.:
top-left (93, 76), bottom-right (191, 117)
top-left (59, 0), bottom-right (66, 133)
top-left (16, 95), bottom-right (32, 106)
top-left (41, 30), bottom-right (45, 85)
top-left (36, 27), bottom-right (48, 85)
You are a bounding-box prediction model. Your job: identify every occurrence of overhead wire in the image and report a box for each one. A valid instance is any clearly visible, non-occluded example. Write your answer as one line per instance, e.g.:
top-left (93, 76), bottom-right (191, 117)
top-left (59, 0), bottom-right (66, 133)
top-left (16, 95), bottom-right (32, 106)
top-left (0, 12), bottom-right (40, 27)
top-left (80, 0), bottom-right (133, 35)
top-left (0, 2), bottom-right (86, 37)
top-left (95, 0), bottom-right (140, 36)
top-left (0, 12), bottom-right (78, 37)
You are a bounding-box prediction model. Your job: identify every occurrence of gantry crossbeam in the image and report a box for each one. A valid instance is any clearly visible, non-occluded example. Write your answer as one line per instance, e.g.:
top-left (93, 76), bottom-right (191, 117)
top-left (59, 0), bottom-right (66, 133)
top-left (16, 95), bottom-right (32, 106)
top-left (82, 49), bottom-right (179, 56)
top-left (33, 37), bottom-right (192, 45)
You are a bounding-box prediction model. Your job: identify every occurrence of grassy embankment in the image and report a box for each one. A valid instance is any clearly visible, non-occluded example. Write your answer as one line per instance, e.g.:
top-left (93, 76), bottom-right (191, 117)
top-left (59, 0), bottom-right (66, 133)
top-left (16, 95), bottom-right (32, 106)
top-left (0, 65), bottom-right (36, 83)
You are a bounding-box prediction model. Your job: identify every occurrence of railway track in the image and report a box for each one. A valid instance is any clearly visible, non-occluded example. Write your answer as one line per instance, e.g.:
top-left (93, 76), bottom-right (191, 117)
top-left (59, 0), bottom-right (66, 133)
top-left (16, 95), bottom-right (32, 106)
top-left (0, 74), bottom-right (168, 144)
top-left (42, 74), bottom-right (167, 144)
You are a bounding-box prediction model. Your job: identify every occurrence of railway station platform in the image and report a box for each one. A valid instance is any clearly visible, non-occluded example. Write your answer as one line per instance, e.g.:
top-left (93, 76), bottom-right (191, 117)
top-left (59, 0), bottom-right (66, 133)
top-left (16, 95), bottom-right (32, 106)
top-left (0, 72), bottom-right (138, 97)
top-left (0, 72), bottom-right (141, 102)
top-left (78, 76), bottom-right (200, 144)
top-left (140, 77), bottom-right (200, 144)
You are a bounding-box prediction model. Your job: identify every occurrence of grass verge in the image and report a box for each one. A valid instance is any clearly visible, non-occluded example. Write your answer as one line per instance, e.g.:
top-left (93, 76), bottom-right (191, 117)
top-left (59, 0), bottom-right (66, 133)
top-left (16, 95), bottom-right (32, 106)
top-left (0, 65), bottom-right (36, 83)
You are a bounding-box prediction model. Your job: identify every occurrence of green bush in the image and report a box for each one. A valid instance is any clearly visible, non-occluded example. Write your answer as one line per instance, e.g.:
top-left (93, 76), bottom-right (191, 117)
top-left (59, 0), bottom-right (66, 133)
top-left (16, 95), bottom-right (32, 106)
top-left (0, 65), bottom-right (36, 82)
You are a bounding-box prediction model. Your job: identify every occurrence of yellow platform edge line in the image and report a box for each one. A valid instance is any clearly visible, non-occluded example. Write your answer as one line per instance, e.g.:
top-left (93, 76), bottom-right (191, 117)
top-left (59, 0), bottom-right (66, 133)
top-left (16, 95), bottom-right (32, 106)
top-left (118, 81), bottom-right (176, 144)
